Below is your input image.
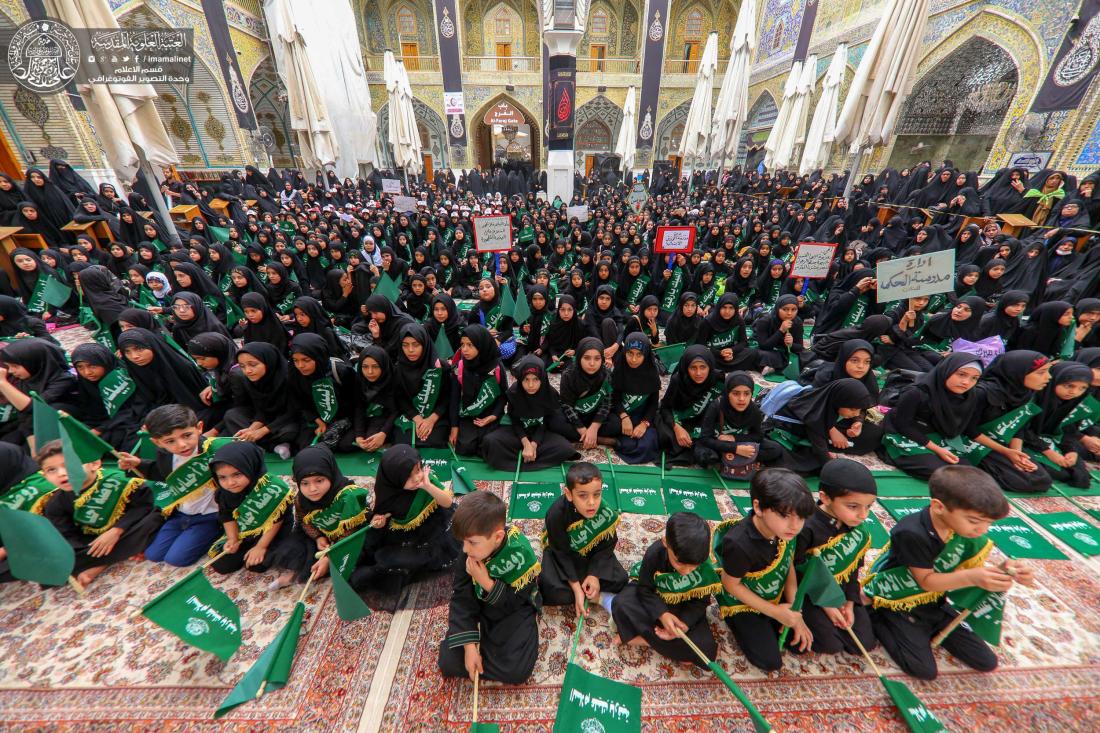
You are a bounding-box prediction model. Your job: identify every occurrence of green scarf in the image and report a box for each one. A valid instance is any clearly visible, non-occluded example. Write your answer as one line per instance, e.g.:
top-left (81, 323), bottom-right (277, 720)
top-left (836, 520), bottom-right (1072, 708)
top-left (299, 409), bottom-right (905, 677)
top-left (73, 468), bottom-right (144, 535)
top-left (210, 474), bottom-right (294, 555)
top-left (660, 267), bottom-right (685, 312)
top-left (842, 294), bottom-right (869, 328)
top-left (389, 484), bottom-right (449, 531)
top-left (303, 485), bottom-right (371, 540)
top-left (630, 557), bottom-right (723, 605)
top-left (0, 472), bottom-right (57, 513)
top-left (572, 380), bottom-right (611, 415)
top-left (807, 522), bottom-right (871, 583)
top-left (953, 401), bottom-right (1041, 464)
top-left (627, 275), bottom-right (651, 306)
top-left (459, 374), bottom-right (502, 418)
top-left (150, 437), bottom-right (234, 514)
top-left (311, 377), bottom-right (339, 423)
top-left (412, 367), bottom-right (443, 417)
top-left (476, 526), bottom-right (541, 598)
top-left (542, 502), bottom-right (620, 557)
top-left (864, 532), bottom-right (992, 611)
top-left (673, 384), bottom-right (721, 438)
top-left (713, 518), bottom-right (794, 617)
top-left (619, 391), bottom-right (650, 413)
top-left (97, 368), bottom-right (136, 417)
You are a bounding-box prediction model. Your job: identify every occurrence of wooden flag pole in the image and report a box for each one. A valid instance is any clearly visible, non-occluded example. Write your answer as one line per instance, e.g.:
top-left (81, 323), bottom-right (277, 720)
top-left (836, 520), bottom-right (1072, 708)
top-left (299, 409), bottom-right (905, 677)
top-left (931, 609), bottom-right (972, 648)
top-left (675, 629), bottom-right (775, 733)
top-left (473, 671), bottom-right (480, 725)
top-left (675, 628), bottom-right (711, 665)
top-left (296, 574), bottom-right (316, 605)
top-left (844, 626), bottom-right (884, 677)
top-left (67, 576), bottom-right (85, 595)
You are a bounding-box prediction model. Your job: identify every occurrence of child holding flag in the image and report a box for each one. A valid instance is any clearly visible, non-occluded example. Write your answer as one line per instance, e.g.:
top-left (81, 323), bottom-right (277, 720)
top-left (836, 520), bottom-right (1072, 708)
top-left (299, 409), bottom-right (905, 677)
top-left (37, 440), bottom-right (161, 587)
top-left (610, 512), bottom-right (720, 667)
top-left (118, 405), bottom-right (231, 567)
top-left (538, 462), bottom-right (628, 617)
top-left (0, 442), bottom-right (54, 583)
top-left (794, 458), bottom-right (878, 654)
top-left (438, 491), bottom-right (541, 684)
top-left (865, 465), bottom-right (1033, 680)
top-left (717, 468), bottom-right (816, 672)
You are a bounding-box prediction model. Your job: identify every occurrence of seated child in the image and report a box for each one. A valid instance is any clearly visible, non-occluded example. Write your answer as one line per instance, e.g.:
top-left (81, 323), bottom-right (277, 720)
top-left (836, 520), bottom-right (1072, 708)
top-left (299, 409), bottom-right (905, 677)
top-left (611, 512), bottom-right (720, 667)
top-left (207, 442), bottom-right (295, 575)
top-left (717, 468), bottom-right (816, 672)
top-left (538, 462), bottom-right (628, 616)
top-left (38, 440), bottom-right (162, 587)
top-left (438, 491), bottom-right (541, 684)
top-left (0, 442), bottom-right (55, 583)
top-left (794, 458), bottom-right (878, 654)
top-left (119, 405), bottom-right (232, 567)
top-left (865, 465), bottom-right (1031, 680)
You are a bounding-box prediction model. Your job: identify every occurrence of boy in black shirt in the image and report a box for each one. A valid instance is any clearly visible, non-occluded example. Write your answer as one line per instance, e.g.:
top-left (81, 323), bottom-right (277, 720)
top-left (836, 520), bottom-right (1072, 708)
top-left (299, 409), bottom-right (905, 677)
top-left (794, 458), bottom-right (878, 654)
top-left (610, 512), bottom-right (719, 667)
top-left (717, 467), bottom-right (816, 672)
top-left (439, 491), bottom-right (542, 684)
top-left (539, 462), bottom-right (628, 618)
top-left (865, 465), bottom-right (1033, 680)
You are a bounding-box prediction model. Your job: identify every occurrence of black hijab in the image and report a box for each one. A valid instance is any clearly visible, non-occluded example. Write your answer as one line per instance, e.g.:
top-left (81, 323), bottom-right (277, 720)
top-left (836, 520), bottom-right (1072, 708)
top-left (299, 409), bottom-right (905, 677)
top-left (560, 336), bottom-right (609, 404)
top-left (372, 444), bottom-right (423, 519)
top-left (394, 322), bottom-right (440, 398)
top-left (611, 331), bottom-right (660, 395)
top-left (977, 350), bottom-right (1048, 412)
top-left (664, 292), bottom-right (702, 345)
top-left (292, 445), bottom-right (352, 514)
top-left (210, 442), bottom-right (267, 508)
top-left (662, 344), bottom-right (717, 410)
top-left (0, 442), bottom-right (37, 494)
top-left (356, 345), bottom-right (396, 413)
top-left (237, 341), bottom-right (291, 408)
top-left (977, 290), bottom-right (1027, 342)
top-left (813, 338), bottom-right (878, 400)
top-left (507, 356), bottom-right (560, 419)
top-left (923, 295), bottom-right (986, 343)
top-left (186, 331), bottom-right (238, 395)
top-left (1013, 301), bottom-right (1073, 356)
top-left (0, 337), bottom-right (72, 396)
top-left (1033, 361), bottom-right (1094, 436)
top-left (720, 371), bottom-right (763, 431)
top-left (542, 294), bottom-right (587, 356)
top-left (76, 265), bottom-right (130, 326)
top-left (0, 294), bottom-right (39, 337)
top-left (171, 291), bottom-right (231, 343)
top-left (784, 378), bottom-right (874, 435)
top-left (241, 291), bottom-right (289, 354)
top-left (117, 327), bottom-right (207, 410)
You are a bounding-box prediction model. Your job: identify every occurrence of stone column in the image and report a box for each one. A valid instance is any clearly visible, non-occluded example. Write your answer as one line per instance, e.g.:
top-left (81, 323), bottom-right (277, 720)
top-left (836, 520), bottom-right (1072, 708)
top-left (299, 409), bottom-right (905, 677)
top-left (540, 1), bottom-right (588, 203)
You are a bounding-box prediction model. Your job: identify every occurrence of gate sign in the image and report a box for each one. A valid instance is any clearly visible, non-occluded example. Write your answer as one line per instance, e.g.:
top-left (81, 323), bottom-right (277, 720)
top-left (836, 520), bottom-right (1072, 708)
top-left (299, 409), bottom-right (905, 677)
top-left (473, 214), bottom-right (513, 251)
top-left (653, 226), bottom-right (695, 254)
top-left (483, 100), bottom-right (524, 125)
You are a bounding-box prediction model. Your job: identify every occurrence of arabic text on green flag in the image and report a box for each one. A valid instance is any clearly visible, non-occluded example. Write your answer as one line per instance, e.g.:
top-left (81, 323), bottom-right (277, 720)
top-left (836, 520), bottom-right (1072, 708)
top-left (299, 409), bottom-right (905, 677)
top-left (880, 676), bottom-right (949, 733)
top-left (141, 566), bottom-right (242, 661)
top-left (326, 527), bottom-right (372, 622)
top-left (552, 662), bottom-right (641, 733)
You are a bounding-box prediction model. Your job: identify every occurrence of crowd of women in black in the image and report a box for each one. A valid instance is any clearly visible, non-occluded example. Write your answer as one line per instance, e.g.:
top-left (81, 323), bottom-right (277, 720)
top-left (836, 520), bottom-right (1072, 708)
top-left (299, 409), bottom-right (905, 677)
top-left (2, 158), bottom-right (1100, 496)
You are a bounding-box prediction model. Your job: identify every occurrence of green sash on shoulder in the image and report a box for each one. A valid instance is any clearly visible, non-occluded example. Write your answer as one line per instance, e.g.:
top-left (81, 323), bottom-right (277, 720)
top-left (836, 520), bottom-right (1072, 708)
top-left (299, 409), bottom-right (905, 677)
top-left (842, 294), bottom-right (868, 328)
top-left (673, 385), bottom-right (721, 438)
top-left (151, 437), bottom-right (234, 514)
top-left (627, 275), bottom-right (651, 306)
top-left (619, 391), bottom-right (650, 414)
top-left (412, 367), bottom-right (443, 417)
top-left (73, 469), bottom-right (144, 535)
top-left (713, 518), bottom-right (794, 617)
top-left (0, 472), bottom-right (57, 514)
top-left (304, 485), bottom-right (371, 540)
top-left (660, 268), bottom-right (685, 312)
top-left (311, 378), bottom-right (338, 423)
top-left (572, 381), bottom-right (611, 416)
top-left (542, 502), bottom-right (620, 557)
top-left (98, 368), bottom-right (136, 417)
top-left (953, 401), bottom-right (1041, 464)
top-left (863, 533), bottom-right (992, 611)
top-left (26, 273), bottom-right (49, 314)
top-left (459, 375), bottom-right (502, 418)
top-left (483, 304), bottom-right (504, 331)
top-left (629, 556), bottom-right (722, 604)
top-left (78, 306), bottom-right (115, 349)
top-left (808, 523), bottom-right (871, 583)
top-left (209, 474), bottom-right (294, 555)
top-left (477, 525), bottom-right (541, 597)
top-left (389, 483), bottom-right (450, 531)
top-left (707, 326), bottom-right (740, 349)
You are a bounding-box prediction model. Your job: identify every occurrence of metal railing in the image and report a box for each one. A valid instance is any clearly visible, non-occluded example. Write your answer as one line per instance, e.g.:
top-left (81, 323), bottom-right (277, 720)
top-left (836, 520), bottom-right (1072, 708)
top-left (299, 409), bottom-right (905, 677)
top-left (364, 55), bottom-right (441, 73)
top-left (577, 57), bottom-right (639, 73)
top-left (461, 56), bottom-right (539, 73)
top-left (663, 57), bottom-right (731, 75)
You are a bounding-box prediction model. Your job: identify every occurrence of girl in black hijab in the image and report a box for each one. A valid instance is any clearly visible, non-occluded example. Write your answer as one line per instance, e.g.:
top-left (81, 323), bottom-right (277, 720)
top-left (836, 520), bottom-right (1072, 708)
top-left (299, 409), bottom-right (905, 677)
top-left (13, 201), bottom-right (67, 247)
top-left (752, 294), bottom-right (805, 373)
top-left (352, 345), bottom-right (397, 452)
top-left (291, 295), bottom-right (344, 357)
top-left (75, 264), bottom-right (129, 336)
top-left (1010, 301), bottom-right (1074, 357)
top-left (698, 370), bottom-right (783, 472)
top-left (426, 292), bottom-right (464, 358)
top-left (228, 265), bottom-right (269, 306)
top-left (625, 294), bottom-right (661, 348)
top-left (0, 337), bottom-right (80, 446)
top-left (977, 290), bottom-right (1028, 343)
top-left (482, 356), bottom-right (579, 471)
top-left (170, 261), bottom-right (228, 320)
top-left (237, 291), bottom-right (290, 355)
top-left (466, 277), bottom-right (515, 354)
top-left (771, 378), bottom-right (877, 474)
top-left (393, 323), bottom-right (451, 448)
top-left (657, 345), bottom-right (719, 465)
top-left (70, 343), bottom-right (146, 450)
top-left (515, 285), bottom-right (551, 360)
top-left (400, 273), bottom-right (432, 322)
top-left (169, 291), bottom-right (231, 346)
top-left (0, 174), bottom-right (25, 226)
top-left (810, 339), bottom-right (880, 402)
top-left (221, 342), bottom-right (300, 456)
top-left (969, 351), bottom-right (1054, 494)
top-left (881, 352), bottom-right (983, 479)
top-left (610, 332), bottom-right (661, 464)
top-left (540, 294), bottom-right (593, 368)
top-left (348, 444), bottom-right (458, 594)
top-left (559, 336), bottom-right (620, 449)
top-left (1021, 361), bottom-right (1094, 488)
top-left (694, 293), bottom-right (760, 373)
top-left (362, 294), bottom-right (415, 361)
top-left (187, 332), bottom-right (242, 434)
top-left (919, 296), bottom-right (986, 356)
top-left (581, 284), bottom-right (623, 356)
top-left (974, 258), bottom-right (1007, 301)
top-left (450, 324), bottom-right (507, 457)
top-left (264, 261), bottom-right (302, 314)
top-left (288, 333), bottom-right (356, 451)
top-left (0, 294), bottom-right (52, 341)
top-left (1073, 298), bottom-right (1100, 350)
top-left (22, 167), bottom-right (73, 232)
top-left (117, 328), bottom-right (208, 415)
top-left (664, 292), bottom-right (703, 345)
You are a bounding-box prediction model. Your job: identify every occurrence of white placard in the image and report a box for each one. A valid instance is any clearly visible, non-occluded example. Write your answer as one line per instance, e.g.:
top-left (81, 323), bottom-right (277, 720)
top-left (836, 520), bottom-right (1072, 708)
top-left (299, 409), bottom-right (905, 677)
top-left (789, 242), bottom-right (837, 279)
top-left (444, 92), bottom-right (464, 115)
top-left (381, 178), bottom-right (402, 194)
top-left (392, 195), bottom-right (418, 212)
top-left (628, 182), bottom-right (648, 214)
top-left (876, 250), bottom-right (956, 303)
top-left (566, 205), bottom-right (589, 222)
top-left (473, 214), bottom-right (513, 251)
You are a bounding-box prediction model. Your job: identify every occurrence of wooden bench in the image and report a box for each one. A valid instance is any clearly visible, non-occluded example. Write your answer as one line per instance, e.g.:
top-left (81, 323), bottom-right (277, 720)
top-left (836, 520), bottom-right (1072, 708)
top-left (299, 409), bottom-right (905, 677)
top-left (61, 219), bottom-right (113, 249)
top-left (0, 227), bottom-right (47, 284)
top-left (170, 204), bottom-right (202, 230)
top-left (996, 213), bottom-right (1036, 238)
top-left (876, 206), bottom-right (899, 225)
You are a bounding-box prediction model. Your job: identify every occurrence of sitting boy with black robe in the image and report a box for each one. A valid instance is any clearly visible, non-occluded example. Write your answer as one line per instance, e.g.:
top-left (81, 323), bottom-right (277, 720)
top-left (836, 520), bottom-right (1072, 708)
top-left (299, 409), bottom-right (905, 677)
top-left (538, 461), bottom-right (628, 617)
top-left (438, 491), bottom-right (542, 684)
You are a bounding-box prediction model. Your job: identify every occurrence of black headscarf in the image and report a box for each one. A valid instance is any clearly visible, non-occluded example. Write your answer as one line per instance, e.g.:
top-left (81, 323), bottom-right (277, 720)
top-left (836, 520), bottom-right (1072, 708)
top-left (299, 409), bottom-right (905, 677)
top-left (784, 378), bottom-right (874, 436)
top-left (71, 343), bottom-right (135, 424)
top-left (292, 295), bottom-right (342, 356)
top-left (560, 336), bottom-right (609, 404)
top-left (611, 331), bottom-right (660, 395)
top-left (394, 322), bottom-right (440, 398)
top-left (12, 201), bottom-right (67, 246)
top-left (812, 338), bottom-right (878, 400)
top-left (1012, 301), bottom-right (1072, 356)
top-left (720, 371), bottom-right (763, 431)
top-left (75, 265), bottom-right (130, 326)
top-left (0, 442), bottom-right (37, 494)
top-left (372, 444), bottom-right (422, 519)
top-left (810, 315), bottom-right (892, 361)
top-left (292, 445), bottom-right (352, 514)
top-left (977, 290), bottom-right (1027, 342)
top-left (0, 294), bottom-right (39, 337)
top-left (542, 294), bottom-right (587, 356)
top-left (356, 345), bottom-right (396, 413)
top-left (1033, 361), bottom-right (1094, 437)
top-left (661, 344), bottom-right (717, 410)
top-left (977, 350), bottom-right (1049, 412)
top-left (0, 337), bottom-right (72, 396)
top-left (241, 291), bottom-right (289, 354)
top-left (664, 292), bottom-right (703, 345)
top-left (187, 331), bottom-right (238, 396)
top-left (116, 327), bottom-right (207, 410)
top-left (209, 442), bottom-right (268, 508)
top-left (23, 167), bottom-right (74, 230)
top-left (507, 356), bottom-right (560, 419)
top-left (237, 341), bottom-right (291, 409)
top-left (923, 295), bottom-right (986, 343)
top-left (459, 324), bottom-right (501, 402)
top-left (171, 291), bottom-right (231, 343)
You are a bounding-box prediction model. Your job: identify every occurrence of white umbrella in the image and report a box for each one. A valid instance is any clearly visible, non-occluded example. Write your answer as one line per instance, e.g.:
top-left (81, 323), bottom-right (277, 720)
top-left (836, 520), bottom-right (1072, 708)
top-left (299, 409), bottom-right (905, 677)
top-left (392, 60), bottom-right (422, 179)
top-left (677, 32), bottom-right (719, 178)
top-left (834, 0), bottom-right (931, 193)
top-left (614, 86), bottom-right (637, 183)
top-left (45, 0), bottom-right (180, 242)
top-left (265, 0), bottom-right (338, 170)
top-left (762, 60), bottom-right (802, 170)
top-left (710, 0), bottom-right (758, 173)
top-left (800, 43), bottom-right (848, 175)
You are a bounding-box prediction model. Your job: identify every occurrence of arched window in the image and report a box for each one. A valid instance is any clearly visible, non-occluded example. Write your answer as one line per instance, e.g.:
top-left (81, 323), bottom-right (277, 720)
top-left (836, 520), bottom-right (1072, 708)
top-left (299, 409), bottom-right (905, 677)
top-left (771, 20), bottom-right (784, 50)
top-left (397, 6), bottom-right (417, 35)
top-left (591, 8), bottom-right (609, 36)
top-left (494, 8), bottom-right (512, 38)
top-left (685, 8), bottom-right (704, 40)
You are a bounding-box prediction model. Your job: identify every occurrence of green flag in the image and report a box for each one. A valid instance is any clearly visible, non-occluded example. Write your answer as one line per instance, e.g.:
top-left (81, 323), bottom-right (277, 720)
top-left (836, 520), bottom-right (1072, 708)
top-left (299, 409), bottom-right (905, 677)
top-left (470, 724), bottom-right (500, 732)
top-left (59, 414), bottom-right (115, 462)
top-left (782, 357), bottom-right (801, 382)
top-left (434, 326), bottom-right (455, 361)
top-left (375, 272), bottom-right (400, 302)
top-left (208, 226), bottom-right (232, 243)
top-left (705, 660), bottom-right (774, 733)
top-left (214, 601), bottom-right (305, 718)
top-left (662, 484), bottom-right (721, 520)
top-left (0, 506), bottom-right (74, 586)
top-left (499, 283), bottom-right (516, 319)
top-left (31, 392), bottom-right (60, 448)
top-left (797, 554), bottom-right (847, 609)
top-left (451, 462), bottom-right (476, 496)
top-left (945, 586), bottom-right (1005, 646)
top-left (507, 482), bottom-right (560, 520)
top-left (225, 297), bottom-right (246, 328)
top-left (654, 341), bottom-right (687, 371)
top-left (511, 289), bottom-right (531, 326)
top-left (40, 276), bottom-right (73, 308)
top-left (326, 527), bottom-right (372, 622)
top-left (1027, 511), bottom-right (1100, 556)
top-left (141, 566), bottom-right (242, 661)
top-left (879, 676), bottom-right (948, 733)
top-left (615, 484), bottom-right (666, 515)
top-left (552, 662), bottom-right (641, 733)
top-left (130, 430), bottom-right (159, 461)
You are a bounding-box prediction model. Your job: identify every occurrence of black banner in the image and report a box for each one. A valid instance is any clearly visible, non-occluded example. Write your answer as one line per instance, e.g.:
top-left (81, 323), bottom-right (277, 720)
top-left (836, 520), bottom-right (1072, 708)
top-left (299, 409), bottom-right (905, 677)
top-left (542, 42), bottom-right (550, 147)
top-left (547, 55), bottom-right (576, 149)
top-left (200, 0), bottom-right (255, 130)
top-left (793, 0), bottom-right (819, 63)
top-left (433, 0), bottom-right (466, 148)
top-left (636, 0), bottom-right (669, 154)
top-left (1032, 0), bottom-right (1100, 113)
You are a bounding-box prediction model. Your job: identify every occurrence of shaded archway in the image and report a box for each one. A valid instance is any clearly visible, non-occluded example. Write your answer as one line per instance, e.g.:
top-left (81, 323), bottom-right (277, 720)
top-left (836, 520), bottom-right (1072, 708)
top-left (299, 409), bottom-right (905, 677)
top-left (889, 37), bottom-right (1018, 171)
top-left (248, 56), bottom-right (297, 167)
top-left (376, 98), bottom-right (450, 170)
top-left (739, 91), bottom-right (777, 167)
top-left (469, 94), bottom-right (541, 170)
top-left (574, 95), bottom-right (624, 168)
top-left (654, 100), bottom-right (690, 162)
